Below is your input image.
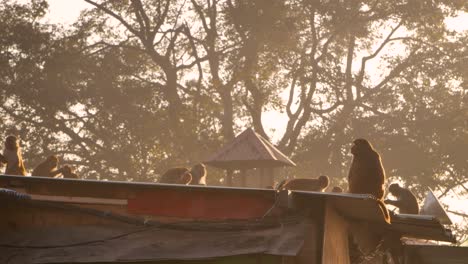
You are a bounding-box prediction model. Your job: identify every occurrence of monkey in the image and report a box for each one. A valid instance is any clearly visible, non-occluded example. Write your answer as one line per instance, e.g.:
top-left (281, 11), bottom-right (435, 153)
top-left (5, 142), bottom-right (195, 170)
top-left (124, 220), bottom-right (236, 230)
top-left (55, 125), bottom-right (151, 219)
top-left (347, 138), bottom-right (386, 200)
top-left (189, 163), bottom-right (207, 185)
top-left (3, 135), bottom-right (27, 176)
top-left (58, 165), bottom-right (80, 179)
top-left (331, 186), bottom-right (343, 193)
top-left (384, 183), bottom-right (419, 214)
top-left (159, 167), bottom-right (192, 185)
top-left (31, 155), bottom-right (62, 177)
top-left (277, 175), bottom-right (329, 192)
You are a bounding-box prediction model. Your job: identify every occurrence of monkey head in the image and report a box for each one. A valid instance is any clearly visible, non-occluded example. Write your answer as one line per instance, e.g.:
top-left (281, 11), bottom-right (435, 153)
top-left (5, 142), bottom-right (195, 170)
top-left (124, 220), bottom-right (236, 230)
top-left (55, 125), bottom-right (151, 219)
top-left (160, 167), bottom-right (193, 185)
top-left (318, 175), bottom-right (330, 189)
top-left (332, 186), bottom-right (343, 193)
top-left (190, 163), bottom-right (207, 184)
top-left (388, 183), bottom-right (402, 196)
top-left (61, 165), bottom-right (73, 174)
top-left (61, 165), bottom-right (79, 179)
top-left (46, 155), bottom-right (59, 168)
top-left (179, 170), bottom-right (193, 185)
top-left (5, 135), bottom-right (19, 151)
top-left (351, 138), bottom-right (374, 155)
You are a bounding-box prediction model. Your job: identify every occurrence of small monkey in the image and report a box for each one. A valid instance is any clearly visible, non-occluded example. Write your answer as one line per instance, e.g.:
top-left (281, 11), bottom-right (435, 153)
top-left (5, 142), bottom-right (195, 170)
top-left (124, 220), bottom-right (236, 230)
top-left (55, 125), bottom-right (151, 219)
top-left (159, 167), bottom-right (192, 185)
top-left (190, 163), bottom-right (207, 185)
top-left (347, 139), bottom-right (386, 200)
top-left (60, 165), bottom-right (80, 179)
top-left (277, 175), bottom-right (330, 192)
top-left (331, 186), bottom-right (343, 193)
top-left (385, 183), bottom-right (419, 214)
top-left (32, 155), bottom-right (62, 177)
top-left (3, 135), bottom-right (27, 176)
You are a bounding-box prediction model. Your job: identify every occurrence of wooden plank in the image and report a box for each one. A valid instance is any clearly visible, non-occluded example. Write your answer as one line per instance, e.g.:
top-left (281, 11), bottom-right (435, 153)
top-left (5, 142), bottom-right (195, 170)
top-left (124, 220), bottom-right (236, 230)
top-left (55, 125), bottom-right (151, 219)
top-left (127, 189), bottom-right (274, 219)
top-left (0, 201), bottom-right (134, 231)
top-left (0, 175), bottom-right (277, 220)
top-left (322, 202), bottom-right (350, 264)
top-left (29, 194), bottom-right (128, 205)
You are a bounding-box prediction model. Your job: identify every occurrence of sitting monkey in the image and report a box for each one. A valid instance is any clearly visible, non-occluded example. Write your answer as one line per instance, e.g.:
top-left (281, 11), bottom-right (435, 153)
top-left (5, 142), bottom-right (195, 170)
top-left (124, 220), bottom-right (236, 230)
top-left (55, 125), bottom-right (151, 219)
top-left (348, 138), bottom-right (386, 200)
top-left (3, 135), bottom-right (27, 176)
top-left (60, 165), bottom-right (80, 179)
top-left (190, 163), bottom-right (207, 185)
top-left (277, 175), bottom-right (329, 192)
top-left (331, 186), bottom-right (343, 193)
top-left (32, 155), bottom-right (62, 177)
top-left (159, 167), bottom-right (192, 185)
top-left (384, 183), bottom-right (419, 214)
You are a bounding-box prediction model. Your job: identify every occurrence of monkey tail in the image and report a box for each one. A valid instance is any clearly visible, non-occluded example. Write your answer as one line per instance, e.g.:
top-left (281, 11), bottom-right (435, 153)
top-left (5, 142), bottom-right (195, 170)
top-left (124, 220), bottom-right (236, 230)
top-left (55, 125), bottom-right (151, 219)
top-left (376, 199), bottom-right (391, 223)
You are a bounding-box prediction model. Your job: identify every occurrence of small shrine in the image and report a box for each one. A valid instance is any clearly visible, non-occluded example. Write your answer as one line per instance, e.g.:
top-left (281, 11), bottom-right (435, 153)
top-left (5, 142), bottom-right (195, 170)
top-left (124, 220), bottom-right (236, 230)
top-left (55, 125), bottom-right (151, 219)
top-left (204, 128), bottom-right (296, 188)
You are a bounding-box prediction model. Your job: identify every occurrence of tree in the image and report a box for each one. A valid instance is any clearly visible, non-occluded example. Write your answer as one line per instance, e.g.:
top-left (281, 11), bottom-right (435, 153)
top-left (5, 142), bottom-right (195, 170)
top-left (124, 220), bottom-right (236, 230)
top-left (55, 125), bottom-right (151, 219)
top-left (0, 1), bottom-right (466, 226)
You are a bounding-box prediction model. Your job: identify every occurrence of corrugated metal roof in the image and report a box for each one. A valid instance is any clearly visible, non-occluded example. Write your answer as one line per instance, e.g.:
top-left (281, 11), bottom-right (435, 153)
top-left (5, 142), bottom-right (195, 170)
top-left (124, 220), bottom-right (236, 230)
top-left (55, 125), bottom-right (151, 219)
top-left (204, 128), bottom-right (296, 169)
top-left (290, 191), bottom-right (455, 243)
top-left (0, 175), bottom-right (457, 250)
top-left (388, 214), bottom-right (456, 243)
top-left (0, 174), bottom-right (278, 199)
top-left (292, 191), bottom-right (391, 225)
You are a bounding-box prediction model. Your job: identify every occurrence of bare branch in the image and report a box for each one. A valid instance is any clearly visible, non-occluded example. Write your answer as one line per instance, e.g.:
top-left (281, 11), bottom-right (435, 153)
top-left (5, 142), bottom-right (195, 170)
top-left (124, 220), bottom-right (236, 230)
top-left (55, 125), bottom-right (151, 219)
top-left (286, 74), bottom-right (299, 118)
top-left (152, 0), bottom-right (171, 41)
top-left (130, 0), bottom-right (151, 37)
top-left (183, 24), bottom-right (204, 85)
top-left (356, 21), bottom-right (403, 96)
top-left (312, 100), bottom-right (342, 114)
top-left (83, 0), bottom-right (143, 39)
top-left (447, 210), bottom-right (468, 218)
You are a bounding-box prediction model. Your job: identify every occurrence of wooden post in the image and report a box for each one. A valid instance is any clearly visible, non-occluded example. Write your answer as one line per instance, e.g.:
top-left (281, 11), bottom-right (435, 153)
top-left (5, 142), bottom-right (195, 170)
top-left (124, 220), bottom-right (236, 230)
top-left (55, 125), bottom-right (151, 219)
top-left (240, 169), bottom-right (247, 187)
top-left (260, 168), bottom-right (275, 188)
top-left (225, 169), bottom-right (233, 187)
top-left (322, 202), bottom-right (350, 264)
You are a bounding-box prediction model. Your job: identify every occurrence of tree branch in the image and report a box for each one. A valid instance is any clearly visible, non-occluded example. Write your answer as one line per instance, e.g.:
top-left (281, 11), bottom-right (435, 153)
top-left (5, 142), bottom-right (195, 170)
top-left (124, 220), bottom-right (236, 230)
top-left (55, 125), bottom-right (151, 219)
top-left (83, 0), bottom-right (143, 39)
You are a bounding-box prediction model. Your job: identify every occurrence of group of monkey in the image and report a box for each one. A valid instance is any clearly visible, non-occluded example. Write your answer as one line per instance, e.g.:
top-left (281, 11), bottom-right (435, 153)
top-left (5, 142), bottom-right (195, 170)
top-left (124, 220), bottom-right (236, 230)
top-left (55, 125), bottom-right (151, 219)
top-left (283, 138), bottom-right (418, 215)
top-left (0, 135), bottom-right (208, 185)
top-left (0, 135), bottom-right (78, 179)
top-left (0, 135), bottom-right (419, 214)
top-left (276, 138), bottom-right (419, 214)
top-left (156, 138), bottom-right (419, 215)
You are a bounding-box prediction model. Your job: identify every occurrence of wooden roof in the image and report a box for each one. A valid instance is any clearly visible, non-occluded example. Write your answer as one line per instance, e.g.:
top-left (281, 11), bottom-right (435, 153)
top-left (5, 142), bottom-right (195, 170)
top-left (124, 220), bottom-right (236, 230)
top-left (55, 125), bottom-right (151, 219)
top-left (0, 175), bottom-right (458, 263)
top-left (204, 128), bottom-right (296, 169)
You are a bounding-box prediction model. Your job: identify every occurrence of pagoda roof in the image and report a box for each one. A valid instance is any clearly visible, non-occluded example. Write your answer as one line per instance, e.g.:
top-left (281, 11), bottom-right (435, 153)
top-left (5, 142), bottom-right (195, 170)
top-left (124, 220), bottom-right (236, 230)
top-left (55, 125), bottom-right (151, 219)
top-left (204, 128), bottom-right (296, 169)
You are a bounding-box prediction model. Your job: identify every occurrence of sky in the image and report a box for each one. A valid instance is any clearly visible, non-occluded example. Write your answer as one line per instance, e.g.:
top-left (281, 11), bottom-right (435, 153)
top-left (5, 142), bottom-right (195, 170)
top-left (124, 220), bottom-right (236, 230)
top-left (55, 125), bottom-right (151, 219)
top-left (36, 0), bottom-right (468, 230)
top-left (44, 0), bottom-right (468, 30)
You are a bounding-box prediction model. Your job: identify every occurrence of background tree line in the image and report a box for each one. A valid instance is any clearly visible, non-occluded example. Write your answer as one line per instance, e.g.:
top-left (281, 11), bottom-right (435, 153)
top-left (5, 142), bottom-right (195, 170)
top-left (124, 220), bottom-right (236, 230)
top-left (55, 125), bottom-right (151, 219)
top-left (0, 0), bottom-right (467, 239)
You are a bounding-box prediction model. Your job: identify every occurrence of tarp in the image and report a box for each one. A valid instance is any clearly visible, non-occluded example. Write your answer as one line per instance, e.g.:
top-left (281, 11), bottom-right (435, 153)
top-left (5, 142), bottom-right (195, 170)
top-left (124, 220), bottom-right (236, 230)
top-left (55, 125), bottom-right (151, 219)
top-left (0, 219), bottom-right (310, 264)
top-left (404, 245), bottom-right (468, 264)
